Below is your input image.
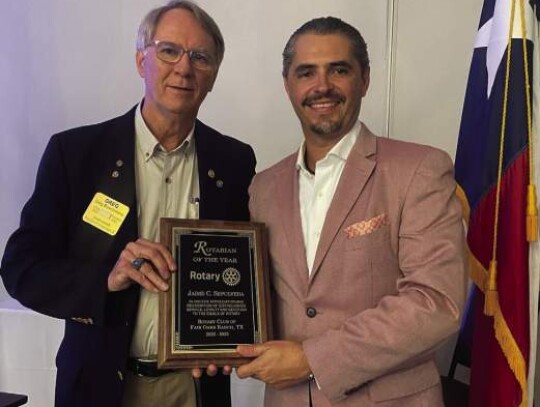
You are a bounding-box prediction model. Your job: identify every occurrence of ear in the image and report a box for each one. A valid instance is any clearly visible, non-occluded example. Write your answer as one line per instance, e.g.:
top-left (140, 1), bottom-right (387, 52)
top-left (283, 75), bottom-right (291, 98)
top-left (208, 69), bottom-right (219, 92)
top-left (135, 51), bottom-right (145, 78)
top-left (360, 66), bottom-right (370, 97)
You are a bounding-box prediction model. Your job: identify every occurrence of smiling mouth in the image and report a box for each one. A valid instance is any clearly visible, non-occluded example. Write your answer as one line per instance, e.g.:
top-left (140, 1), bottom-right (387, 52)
top-left (308, 100), bottom-right (340, 109)
top-left (303, 90), bottom-right (345, 111)
top-left (168, 85), bottom-right (194, 92)
top-left (304, 98), bottom-right (343, 115)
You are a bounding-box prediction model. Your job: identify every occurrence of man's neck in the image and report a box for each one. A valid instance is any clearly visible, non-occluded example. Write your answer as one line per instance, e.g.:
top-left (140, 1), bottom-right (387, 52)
top-left (303, 121), bottom-right (358, 172)
top-left (141, 106), bottom-right (196, 152)
top-left (303, 132), bottom-right (345, 173)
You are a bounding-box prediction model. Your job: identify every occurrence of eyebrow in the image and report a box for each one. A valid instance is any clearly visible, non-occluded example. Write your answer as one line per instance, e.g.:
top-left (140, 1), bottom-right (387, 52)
top-left (294, 60), bottom-right (354, 73)
top-left (329, 60), bottom-right (354, 69)
top-left (294, 63), bottom-right (316, 73)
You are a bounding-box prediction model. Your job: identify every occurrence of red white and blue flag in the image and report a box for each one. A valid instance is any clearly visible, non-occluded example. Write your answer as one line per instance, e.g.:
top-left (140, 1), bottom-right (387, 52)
top-left (455, 0), bottom-right (540, 406)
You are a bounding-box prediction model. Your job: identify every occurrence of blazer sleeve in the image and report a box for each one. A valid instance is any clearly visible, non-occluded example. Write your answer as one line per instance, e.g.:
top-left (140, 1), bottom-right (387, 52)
top-left (0, 134), bottom-right (112, 324)
top-left (302, 148), bottom-right (467, 402)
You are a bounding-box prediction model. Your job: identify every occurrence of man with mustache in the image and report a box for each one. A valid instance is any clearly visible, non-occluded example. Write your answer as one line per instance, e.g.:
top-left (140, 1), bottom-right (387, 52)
top-left (0, 1), bottom-right (255, 406)
top-left (235, 17), bottom-right (466, 406)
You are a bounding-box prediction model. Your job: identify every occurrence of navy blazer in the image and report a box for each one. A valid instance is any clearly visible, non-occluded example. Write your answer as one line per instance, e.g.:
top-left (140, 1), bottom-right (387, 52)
top-left (1, 107), bottom-right (256, 407)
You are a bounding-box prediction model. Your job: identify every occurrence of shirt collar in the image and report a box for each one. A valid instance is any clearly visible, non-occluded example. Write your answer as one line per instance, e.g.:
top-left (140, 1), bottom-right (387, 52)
top-left (135, 102), bottom-right (195, 161)
top-left (295, 120), bottom-right (362, 173)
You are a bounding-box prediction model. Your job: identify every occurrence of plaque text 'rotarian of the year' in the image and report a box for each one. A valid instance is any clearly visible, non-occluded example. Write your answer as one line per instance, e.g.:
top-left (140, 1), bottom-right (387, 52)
top-left (193, 241), bottom-right (238, 255)
top-left (192, 241), bottom-right (239, 265)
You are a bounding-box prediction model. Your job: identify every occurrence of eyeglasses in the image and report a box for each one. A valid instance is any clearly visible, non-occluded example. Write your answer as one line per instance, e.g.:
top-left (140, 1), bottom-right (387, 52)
top-left (146, 40), bottom-right (215, 70)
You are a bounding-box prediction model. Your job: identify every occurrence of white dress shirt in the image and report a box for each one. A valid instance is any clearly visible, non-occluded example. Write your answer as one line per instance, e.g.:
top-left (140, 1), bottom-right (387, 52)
top-left (296, 121), bottom-right (362, 275)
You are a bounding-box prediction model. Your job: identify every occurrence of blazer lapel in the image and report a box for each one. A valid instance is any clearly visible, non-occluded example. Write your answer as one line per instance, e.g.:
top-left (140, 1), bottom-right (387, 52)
top-left (72, 107), bottom-right (138, 264)
top-left (194, 121), bottom-right (224, 220)
top-left (99, 109), bottom-right (137, 211)
top-left (275, 158), bottom-right (310, 288)
top-left (310, 125), bottom-right (377, 280)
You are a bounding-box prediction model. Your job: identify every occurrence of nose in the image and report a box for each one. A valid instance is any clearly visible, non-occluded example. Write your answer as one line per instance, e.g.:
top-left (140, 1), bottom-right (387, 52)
top-left (173, 52), bottom-right (193, 76)
top-left (314, 72), bottom-right (333, 93)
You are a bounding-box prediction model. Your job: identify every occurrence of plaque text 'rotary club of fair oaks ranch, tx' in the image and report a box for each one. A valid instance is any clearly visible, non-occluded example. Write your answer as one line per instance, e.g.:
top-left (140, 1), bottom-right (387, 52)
top-left (158, 219), bottom-right (271, 368)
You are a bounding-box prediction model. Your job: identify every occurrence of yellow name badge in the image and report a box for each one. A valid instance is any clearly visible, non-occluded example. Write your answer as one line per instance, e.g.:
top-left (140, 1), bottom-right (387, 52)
top-left (82, 192), bottom-right (130, 236)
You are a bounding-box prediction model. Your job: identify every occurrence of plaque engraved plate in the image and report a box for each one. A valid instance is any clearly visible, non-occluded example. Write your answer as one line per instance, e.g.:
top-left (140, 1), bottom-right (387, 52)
top-left (158, 219), bottom-right (271, 368)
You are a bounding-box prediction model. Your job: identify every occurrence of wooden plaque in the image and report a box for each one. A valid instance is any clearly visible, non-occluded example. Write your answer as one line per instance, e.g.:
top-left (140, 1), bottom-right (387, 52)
top-left (158, 218), bottom-right (272, 368)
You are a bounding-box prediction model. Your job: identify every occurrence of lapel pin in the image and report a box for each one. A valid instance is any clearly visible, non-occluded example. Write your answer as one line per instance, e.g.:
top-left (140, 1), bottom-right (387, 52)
top-left (216, 179), bottom-right (224, 188)
top-left (208, 169), bottom-right (215, 178)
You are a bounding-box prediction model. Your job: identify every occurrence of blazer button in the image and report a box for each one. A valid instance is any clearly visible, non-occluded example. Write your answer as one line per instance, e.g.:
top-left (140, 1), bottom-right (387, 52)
top-left (306, 307), bottom-right (317, 318)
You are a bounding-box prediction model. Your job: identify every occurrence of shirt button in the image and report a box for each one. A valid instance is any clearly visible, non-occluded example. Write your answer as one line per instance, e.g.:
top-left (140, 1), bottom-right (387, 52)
top-left (165, 177), bottom-right (172, 184)
top-left (306, 307), bottom-right (317, 318)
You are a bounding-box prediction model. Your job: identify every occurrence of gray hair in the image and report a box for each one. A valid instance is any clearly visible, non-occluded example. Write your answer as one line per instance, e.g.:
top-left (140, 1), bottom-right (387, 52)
top-left (136, 0), bottom-right (225, 67)
top-left (282, 16), bottom-right (369, 77)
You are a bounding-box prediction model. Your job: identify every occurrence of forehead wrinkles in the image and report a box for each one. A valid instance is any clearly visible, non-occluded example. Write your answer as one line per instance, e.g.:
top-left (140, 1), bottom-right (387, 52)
top-left (292, 34), bottom-right (355, 67)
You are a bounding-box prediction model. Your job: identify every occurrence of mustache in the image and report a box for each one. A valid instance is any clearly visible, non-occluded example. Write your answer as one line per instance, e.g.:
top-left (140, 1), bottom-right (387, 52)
top-left (302, 90), bottom-right (345, 106)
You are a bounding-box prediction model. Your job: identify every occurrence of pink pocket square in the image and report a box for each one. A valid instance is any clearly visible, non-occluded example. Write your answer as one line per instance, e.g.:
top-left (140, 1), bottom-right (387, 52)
top-left (344, 214), bottom-right (388, 239)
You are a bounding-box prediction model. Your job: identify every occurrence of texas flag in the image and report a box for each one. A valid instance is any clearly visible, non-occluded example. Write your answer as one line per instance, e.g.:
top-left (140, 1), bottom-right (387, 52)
top-left (455, 0), bottom-right (540, 406)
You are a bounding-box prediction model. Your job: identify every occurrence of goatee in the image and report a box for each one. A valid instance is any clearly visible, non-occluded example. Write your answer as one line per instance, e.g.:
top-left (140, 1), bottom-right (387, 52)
top-left (310, 120), bottom-right (343, 135)
top-left (303, 89), bottom-right (345, 136)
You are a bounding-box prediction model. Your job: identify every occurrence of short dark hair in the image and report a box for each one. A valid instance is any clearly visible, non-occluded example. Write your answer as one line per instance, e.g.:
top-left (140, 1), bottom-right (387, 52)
top-left (282, 16), bottom-right (369, 77)
top-left (136, 0), bottom-right (225, 67)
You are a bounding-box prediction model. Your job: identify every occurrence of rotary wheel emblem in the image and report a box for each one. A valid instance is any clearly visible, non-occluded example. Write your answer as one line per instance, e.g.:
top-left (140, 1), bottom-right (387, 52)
top-left (222, 267), bottom-right (241, 286)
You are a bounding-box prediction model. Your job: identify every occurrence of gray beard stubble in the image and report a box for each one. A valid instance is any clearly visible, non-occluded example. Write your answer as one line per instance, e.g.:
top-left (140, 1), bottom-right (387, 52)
top-left (310, 120), bottom-right (343, 136)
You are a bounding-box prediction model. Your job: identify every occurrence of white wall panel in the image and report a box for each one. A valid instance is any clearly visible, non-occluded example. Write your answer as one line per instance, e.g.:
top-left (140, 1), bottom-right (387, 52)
top-left (0, 1), bottom-right (390, 301)
top-left (390, 0), bottom-right (483, 158)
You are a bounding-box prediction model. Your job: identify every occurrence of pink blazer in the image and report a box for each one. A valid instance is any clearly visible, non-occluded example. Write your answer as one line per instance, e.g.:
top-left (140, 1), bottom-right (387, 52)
top-left (249, 125), bottom-right (466, 406)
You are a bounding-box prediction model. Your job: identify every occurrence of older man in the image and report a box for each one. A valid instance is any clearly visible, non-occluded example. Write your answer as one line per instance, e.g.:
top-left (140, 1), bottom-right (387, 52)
top-left (0, 1), bottom-right (255, 407)
top-left (236, 17), bottom-right (466, 407)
